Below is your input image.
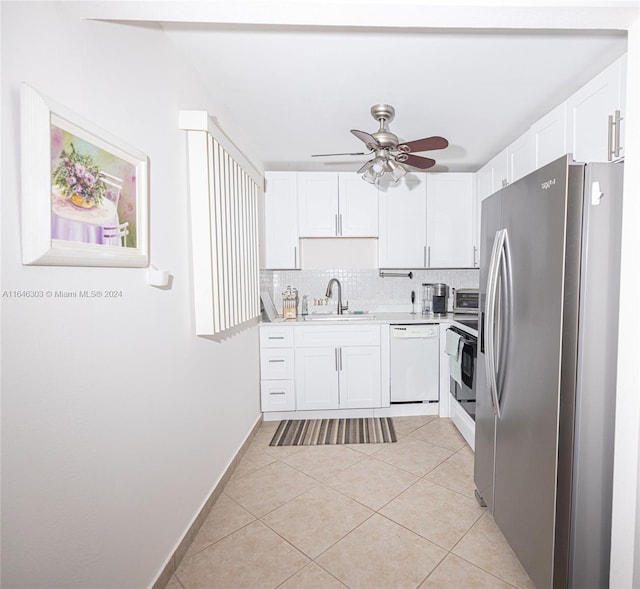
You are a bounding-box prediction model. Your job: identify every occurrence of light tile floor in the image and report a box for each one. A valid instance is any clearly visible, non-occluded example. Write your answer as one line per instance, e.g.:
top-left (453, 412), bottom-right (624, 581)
top-left (169, 416), bottom-right (535, 589)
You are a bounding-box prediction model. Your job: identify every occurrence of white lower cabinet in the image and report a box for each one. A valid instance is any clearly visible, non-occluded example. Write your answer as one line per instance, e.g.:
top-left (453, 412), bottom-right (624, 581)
top-left (261, 380), bottom-right (296, 412)
top-left (295, 345), bottom-right (381, 410)
top-left (339, 346), bottom-right (381, 408)
top-left (260, 323), bottom-right (382, 413)
top-left (295, 347), bottom-right (340, 410)
top-left (260, 325), bottom-right (296, 412)
top-left (294, 325), bottom-right (382, 411)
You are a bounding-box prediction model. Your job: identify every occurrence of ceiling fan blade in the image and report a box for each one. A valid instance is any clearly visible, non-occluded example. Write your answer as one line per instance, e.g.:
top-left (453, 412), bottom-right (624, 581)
top-left (397, 136), bottom-right (449, 153)
top-left (311, 151), bottom-right (370, 157)
top-left (396, 153), bottom-right (437, 170)
top-left (351, 129), bottom-right (379, 148)
top-left (357, 160), bottom-right (374, 174)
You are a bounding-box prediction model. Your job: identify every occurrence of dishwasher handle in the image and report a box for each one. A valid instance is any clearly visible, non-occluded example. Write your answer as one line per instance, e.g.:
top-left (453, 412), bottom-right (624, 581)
top-left (391, 325), bottom-right (439, 338)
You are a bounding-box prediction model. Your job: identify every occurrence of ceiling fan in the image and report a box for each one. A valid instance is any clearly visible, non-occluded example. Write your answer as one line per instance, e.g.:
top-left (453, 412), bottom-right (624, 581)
top-left (312, 104), bottom-right (449, 183)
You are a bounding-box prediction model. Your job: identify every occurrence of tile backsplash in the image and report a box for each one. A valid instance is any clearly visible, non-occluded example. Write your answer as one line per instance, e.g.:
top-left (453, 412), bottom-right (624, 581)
top-left (261, 269), bottom-right (479, 314)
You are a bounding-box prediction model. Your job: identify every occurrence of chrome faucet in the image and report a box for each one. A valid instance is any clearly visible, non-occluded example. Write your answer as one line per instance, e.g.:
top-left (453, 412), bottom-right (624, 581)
top-left (325, 278), bottom-right (348, 315)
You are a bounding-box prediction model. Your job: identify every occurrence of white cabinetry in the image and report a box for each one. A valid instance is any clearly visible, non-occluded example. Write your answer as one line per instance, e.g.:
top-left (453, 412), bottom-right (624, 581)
top-left (378, 175), bottom-right (427, 268)
top-left (297, 173), bottom-right (338, 237)
top-left (263, 172), bottom-right (299, 269)
top-left (566, 54), bottom-right (626, 163)
top-left (426, 174), bottom-right (477, 268)
top-left (297, 172), bottom-right (378, 237)
top-left (260, 326), bottom-right (296, 412)
top-left (379, 173), bottom-right (477, 269)
top-left (476, 162), bottom-right (494, 203)
top-left (507, 128), bottom-right (535, 184)
top-left (338, 173), bottom-right (379, 236)
top-left (488, 149), bottom-right (509, 192)
top-left (294, 347), bottom-right (339, 410)
top-left (294, 325), bottom-right (381, 410)
top-left (475, 165), bottom-right (494, 262)
top-left (531, 103), bottom-right (567, 169)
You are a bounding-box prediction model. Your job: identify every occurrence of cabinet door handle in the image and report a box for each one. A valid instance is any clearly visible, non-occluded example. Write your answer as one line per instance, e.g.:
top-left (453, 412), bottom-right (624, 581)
top-left (473, 246), bottom-right (478, 267)
top-left (339, 348), bottom-right (343, 371)
top-left (335, 214), bottom-right (339, 236)
top-left (427, 246), bottom-right (431, 267)
top-left (423, 245), bottom-right (427, 267)
top-left (614, 109), bottom-right (623, 158)
top-left (335, 348), bottom-right (339, 371)
top-left (269, 359), bottom-right (285, 363)
top-left (607, 110), bottom-right (623, 161)
top-left (339, 214), bottom-right (343, 236)
top-left (294, 246), bottom-right (297, 269)
top-left (608, 114), bottom-right (613, 161)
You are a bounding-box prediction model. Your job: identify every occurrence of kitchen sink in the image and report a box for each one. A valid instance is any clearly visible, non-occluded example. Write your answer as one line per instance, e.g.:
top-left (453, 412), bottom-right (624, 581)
top-left (303, 314), bottom-right (375, 321)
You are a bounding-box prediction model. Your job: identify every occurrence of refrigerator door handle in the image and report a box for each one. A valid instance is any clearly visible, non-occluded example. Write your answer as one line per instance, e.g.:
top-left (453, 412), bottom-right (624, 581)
top-left (486, 228), bottom-right (508, 418)
top-left (496, 229), bottom-right (513, 414)
top-left (485, 229), bottom-right (503, 416)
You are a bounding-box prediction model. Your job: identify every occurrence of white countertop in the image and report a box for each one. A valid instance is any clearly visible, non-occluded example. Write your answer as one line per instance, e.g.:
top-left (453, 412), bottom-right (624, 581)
top-left (264, 311), bottom-right (478, 332)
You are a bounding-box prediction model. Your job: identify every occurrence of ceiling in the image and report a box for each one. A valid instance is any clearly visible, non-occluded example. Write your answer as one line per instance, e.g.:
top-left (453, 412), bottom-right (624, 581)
top-left (162, 24), bottom-right (626, 173)
top-left (80, 0), bottom-right (630, 176)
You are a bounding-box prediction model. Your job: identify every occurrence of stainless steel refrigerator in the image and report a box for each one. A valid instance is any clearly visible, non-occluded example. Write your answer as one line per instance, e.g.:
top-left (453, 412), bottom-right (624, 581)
top-left (474, 155), bottom-right (623, 589)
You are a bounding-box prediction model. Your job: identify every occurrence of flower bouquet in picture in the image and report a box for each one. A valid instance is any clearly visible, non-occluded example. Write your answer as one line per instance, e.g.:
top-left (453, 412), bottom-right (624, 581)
top-left (52, 143), bottom-right (107, 209)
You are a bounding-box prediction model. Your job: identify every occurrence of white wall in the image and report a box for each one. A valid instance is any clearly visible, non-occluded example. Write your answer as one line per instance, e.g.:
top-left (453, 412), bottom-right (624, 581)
top-left (0, 3), bottom-right (261, 588)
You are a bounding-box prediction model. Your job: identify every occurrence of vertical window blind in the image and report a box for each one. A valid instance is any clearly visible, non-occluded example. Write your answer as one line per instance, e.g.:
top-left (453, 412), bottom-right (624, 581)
top-left (180, 111), bottom-right (261, 336)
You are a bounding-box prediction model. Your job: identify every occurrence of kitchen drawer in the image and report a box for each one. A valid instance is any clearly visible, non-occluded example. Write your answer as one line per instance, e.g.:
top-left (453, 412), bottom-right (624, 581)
top-left (261, 379), bottom-right (295, 412)
top-left (260, 325), bottom-right (294, 348)
top-left (295, 324), bottom-right (381, 348)
top-left (260, 348), bottom-right (295, 379)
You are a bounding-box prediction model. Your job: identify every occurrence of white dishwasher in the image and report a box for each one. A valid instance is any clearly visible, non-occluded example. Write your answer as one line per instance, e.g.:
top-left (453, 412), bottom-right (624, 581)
top-left (390, 324), bottom-right (440, 403)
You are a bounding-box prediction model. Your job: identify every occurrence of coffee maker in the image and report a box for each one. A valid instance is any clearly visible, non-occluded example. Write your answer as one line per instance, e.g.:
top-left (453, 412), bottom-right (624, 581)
top-left (422, 283), bottom-right (449, 316)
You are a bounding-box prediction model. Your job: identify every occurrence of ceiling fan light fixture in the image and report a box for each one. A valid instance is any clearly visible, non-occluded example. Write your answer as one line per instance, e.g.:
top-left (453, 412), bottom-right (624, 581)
top-left (389, 159), bottom-right (408, 181)
top-left (371, 159), bottom-right (386, 177)
top-left (362, 168), bottom-right (377, 184)
top-left (318, 104), bottom-right (449, 185)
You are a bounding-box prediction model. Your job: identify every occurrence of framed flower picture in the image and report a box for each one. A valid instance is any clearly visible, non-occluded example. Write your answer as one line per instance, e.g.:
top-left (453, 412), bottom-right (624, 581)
top-left (20, 83), bottom-right (149, 266)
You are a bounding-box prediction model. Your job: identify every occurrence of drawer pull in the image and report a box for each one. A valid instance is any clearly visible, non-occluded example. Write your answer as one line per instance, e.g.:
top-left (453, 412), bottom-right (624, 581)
top-left (270, 391), bottom-right (286, 395)
top-left (269, 359), bottom-right (285, 363)
top-left (268, 336), bottom-right (285, 340)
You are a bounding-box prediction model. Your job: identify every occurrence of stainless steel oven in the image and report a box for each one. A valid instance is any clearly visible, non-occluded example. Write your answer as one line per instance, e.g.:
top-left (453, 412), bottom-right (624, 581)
top-left (448, 326), bottom-right (477, 420)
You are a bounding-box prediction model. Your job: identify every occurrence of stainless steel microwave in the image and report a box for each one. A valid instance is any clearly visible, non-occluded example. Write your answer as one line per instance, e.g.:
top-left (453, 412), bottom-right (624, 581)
top-left (453, 288), bottom-right (479, 313)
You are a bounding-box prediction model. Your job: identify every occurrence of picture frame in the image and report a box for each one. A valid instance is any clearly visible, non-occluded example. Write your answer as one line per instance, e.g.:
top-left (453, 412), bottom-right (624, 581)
top-left (20, 83), bottom-right (149, 267)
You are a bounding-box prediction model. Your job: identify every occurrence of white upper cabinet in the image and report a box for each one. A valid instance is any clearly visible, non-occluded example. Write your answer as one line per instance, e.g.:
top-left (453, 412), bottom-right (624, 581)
top-left (263, 172), bottom-right (299, 269)
top-left (378, 175), bottom-right (427, 268)
top-left (566, 54), bottom-right (626, 163)
top-left (531, 102), bottom-right (567, 169)
top-left (488, 149), bottom-right (509, 192)
top-left (476, 162), bottom-right (494, 203)
top-left (297, 173), bottom-right (339, 237)
top-left (426, 173), bottom-right (477, 268)
top-left (338, 173), bottom-right (379, 236)
top-left (507, 128), bottom-right (535, 184)
top-left (297, 172), bottom-right (378, 237)
top-left (475, 164), bottom-right (494, 264)
top-left (379, 173), bottom-right (476, 269)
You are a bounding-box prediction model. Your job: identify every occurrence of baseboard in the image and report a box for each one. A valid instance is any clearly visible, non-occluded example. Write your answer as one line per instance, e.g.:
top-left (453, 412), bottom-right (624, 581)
top-left (150, 414), bottom-right (263, 589)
